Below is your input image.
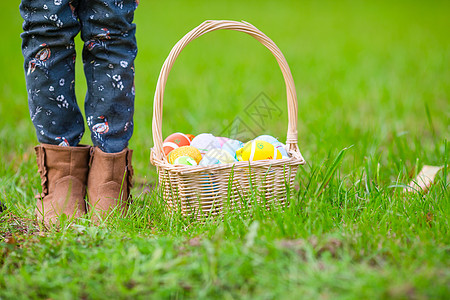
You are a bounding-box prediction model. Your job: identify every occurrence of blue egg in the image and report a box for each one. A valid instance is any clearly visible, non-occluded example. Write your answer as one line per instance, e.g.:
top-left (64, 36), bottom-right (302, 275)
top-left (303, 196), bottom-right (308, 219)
top-left (273, 141), bottom-right (289, 158)
top-left (256, 135), bottom-right (280, 145)
top-left (221, 139), bottom-right (244, 159)
top-left (199, 155), bottom-right (220, 166)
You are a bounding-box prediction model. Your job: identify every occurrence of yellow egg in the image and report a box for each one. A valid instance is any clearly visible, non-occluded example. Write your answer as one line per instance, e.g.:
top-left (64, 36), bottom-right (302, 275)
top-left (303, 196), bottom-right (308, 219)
top-left (168, 146), bottom-right (202, 164)
top-left (236, 140), bottom-right (282, 161)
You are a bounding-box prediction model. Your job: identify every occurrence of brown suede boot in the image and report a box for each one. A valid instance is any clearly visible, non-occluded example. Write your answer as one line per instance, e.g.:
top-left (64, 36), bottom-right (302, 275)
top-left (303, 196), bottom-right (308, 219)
top-left (35, 144), bottom-right (90, 225)
top-left (87, 147), bottom-right (133, 220)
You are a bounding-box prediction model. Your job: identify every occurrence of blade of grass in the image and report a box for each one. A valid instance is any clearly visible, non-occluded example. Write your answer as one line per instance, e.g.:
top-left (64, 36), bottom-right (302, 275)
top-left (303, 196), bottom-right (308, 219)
top-left (315, 146), bottom-right (353, 197)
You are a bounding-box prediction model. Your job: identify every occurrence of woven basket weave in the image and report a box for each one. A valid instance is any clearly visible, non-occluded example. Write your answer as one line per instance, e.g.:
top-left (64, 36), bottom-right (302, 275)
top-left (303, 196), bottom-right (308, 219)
top-left (150, 20), bottom-right (305, 218)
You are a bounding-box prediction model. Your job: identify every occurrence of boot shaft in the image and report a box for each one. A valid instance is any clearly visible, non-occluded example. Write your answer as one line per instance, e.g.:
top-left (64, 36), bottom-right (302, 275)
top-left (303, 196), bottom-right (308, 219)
top-left (35, 144), bottom-right (90, 196)
top-left (87, 147), bottom-right (133, 214)
top-left (34, 144), bottom-right (91, 225)
top-left (88, 147), bottom-right (132, 185)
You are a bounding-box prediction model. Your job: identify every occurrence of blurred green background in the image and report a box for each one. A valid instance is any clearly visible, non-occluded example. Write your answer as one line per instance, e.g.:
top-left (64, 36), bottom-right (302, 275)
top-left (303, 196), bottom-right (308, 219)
top-left (1, 0), bottom-right (449, 184)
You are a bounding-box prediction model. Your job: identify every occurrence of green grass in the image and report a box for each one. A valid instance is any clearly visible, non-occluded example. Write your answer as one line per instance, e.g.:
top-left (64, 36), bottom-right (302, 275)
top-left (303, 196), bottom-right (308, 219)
top-left (1, 0), bottom-right (449, 299)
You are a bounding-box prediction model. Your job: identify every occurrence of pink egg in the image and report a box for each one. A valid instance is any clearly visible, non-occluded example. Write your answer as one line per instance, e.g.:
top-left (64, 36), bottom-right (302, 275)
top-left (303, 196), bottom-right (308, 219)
top-left (216, 137), bottom-right (231, 147)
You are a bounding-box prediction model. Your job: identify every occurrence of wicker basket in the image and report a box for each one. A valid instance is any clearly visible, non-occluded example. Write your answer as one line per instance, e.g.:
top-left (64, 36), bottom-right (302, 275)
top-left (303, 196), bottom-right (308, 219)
top-left (150, 20), bottom-right (305, 218)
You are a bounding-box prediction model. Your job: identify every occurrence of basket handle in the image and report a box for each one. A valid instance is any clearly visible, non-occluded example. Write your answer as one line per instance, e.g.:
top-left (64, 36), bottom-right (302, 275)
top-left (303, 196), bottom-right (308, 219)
top-left (151, 20), bottom-right (302, 163)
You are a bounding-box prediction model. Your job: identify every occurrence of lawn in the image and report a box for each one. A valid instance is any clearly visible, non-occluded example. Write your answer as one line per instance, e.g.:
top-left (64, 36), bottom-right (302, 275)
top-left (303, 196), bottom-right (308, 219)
top-left (1, 0), bottom-right (449, 299)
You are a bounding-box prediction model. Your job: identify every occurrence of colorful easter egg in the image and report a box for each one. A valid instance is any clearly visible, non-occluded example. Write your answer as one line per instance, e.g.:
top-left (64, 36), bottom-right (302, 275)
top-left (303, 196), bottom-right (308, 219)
top-left (168, 146), bottom-right (202, 164)
top-left (236, 140), bottom-right (282, 161)
top-left (173, 156), bottom-right (198, 166)
top-left (255, 135), bottom-right (280, 145)
top-left (199, 156), bottom-right (220, 166)
top-left (216, 136), bottom-right (231, 147)
top-left (255, 135), bottom-right (289, 158)
top-left (221, 139), bottom-right (244, 160)
top-left (191, 133), bottom-right (221, 156)
top-left (186, 134), bottom-right (196, 141)
top-left (206, 148), bottom-right (237, 164)
top-left (163, 132), bottom-right (191, 156)
top-left (272, 141), bottom-right (289, 158)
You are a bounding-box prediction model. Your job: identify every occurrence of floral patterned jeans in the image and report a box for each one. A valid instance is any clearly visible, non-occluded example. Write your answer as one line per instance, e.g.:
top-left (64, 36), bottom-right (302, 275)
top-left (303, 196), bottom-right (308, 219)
top-left (20, 0), bottom-right (138, 153)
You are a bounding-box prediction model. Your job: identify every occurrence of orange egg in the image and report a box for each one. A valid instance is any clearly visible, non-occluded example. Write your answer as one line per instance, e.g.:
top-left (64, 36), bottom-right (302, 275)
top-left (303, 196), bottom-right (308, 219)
top-left (168, 146), bottom-right (202, 164)
top-left (163, 132), bottom-right (191, 156)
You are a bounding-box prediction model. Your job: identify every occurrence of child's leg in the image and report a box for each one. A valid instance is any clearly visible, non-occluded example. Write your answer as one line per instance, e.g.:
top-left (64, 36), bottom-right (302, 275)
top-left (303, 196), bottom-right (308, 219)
top-left (78, 0), bottom-right (138, 154)
top-left (78, 0), bottom-right (138, 219)
top-left (20, 0), bottom-right (85, 147)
